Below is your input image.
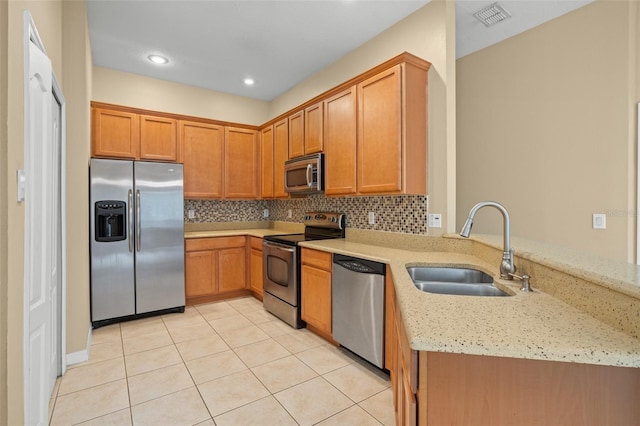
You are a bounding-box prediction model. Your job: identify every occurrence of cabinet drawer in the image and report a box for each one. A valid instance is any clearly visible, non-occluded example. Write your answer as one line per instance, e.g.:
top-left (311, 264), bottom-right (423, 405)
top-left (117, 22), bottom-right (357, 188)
top-left (185, 236), bottom-right (247, 252)
top-left (249, 236), bottom-right (263, 250)
top-left (301, 248), bottom-right (332, 270)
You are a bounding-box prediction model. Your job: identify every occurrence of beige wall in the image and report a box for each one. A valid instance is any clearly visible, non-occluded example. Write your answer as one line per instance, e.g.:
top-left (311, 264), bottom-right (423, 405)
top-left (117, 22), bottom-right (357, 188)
top-left (92, 66), bottom-right (270, 126)
top-left (269, 0), bottom-right (456, 233)
top-left (3, 0), bottom-right (92, 422)
top-left (457, 0), bottom-right (637, 261)
top-left (62, 0), bottom-right (92, 355)
top-left (0, 1), bottom-right (8, 423)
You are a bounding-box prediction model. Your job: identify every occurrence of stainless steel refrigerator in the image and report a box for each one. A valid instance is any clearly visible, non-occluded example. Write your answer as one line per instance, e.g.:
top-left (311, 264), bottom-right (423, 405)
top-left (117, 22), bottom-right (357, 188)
top-left (90, 158), bottom-right (185, 327)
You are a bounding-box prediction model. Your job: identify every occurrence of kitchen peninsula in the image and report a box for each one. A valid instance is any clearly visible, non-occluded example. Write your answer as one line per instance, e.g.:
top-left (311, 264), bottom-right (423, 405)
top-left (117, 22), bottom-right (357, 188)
top-left (186, 223), bottom-right (640, 425)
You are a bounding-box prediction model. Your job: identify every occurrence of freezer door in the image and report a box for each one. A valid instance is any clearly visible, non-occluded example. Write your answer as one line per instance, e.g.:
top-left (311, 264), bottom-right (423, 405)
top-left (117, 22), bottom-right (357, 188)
top-left (134, 162), bottom-right (185, 313)
top-left (90, 159), bottom-right (135, 322)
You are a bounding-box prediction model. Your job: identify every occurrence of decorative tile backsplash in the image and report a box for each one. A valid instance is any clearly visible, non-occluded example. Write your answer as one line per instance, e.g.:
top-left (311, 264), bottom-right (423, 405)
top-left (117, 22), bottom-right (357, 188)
top-left (185, 194), bottom-right (429, 234)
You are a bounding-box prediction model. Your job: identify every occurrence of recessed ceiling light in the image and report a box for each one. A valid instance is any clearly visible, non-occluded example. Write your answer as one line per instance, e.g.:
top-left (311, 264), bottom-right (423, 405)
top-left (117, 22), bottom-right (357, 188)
top-left (243, 78), bottom-right (255, 86)
top-left (148, 54), bottom-right (169, 65)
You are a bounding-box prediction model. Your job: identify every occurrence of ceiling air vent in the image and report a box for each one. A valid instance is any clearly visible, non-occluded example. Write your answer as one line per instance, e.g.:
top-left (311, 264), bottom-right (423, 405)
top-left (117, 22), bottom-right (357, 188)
top-left (473, 2), bottom-right (511, 27)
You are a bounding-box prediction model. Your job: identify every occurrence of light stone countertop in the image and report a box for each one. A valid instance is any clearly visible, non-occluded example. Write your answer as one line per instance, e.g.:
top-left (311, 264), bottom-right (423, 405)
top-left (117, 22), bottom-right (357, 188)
top-left (184, 229), bottom-right (286, 239)
top-left (181, 225), bottom-right (640, 368)
top-left (299, 238), bottom-right (640, 368)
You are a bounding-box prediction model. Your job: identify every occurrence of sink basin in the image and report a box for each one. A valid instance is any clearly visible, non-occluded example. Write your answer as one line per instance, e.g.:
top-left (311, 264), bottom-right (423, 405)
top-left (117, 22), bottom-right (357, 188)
top-left (406, 266), bottom-right (511, 297)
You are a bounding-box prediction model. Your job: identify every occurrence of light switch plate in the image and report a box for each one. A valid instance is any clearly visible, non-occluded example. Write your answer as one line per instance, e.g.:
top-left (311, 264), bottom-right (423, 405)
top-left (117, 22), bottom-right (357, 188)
top-left (187, 209), bottom-right (195, 219)
top-left (368, 212), bottom-right (376, 225)
top-left (287, 209), bottom-right (292, 218)
top-left (593, 213), bottom-right (606, 229)
top-left (16, 169), bottom-right (25, 202)
top-left (428, 213), bottom-right (442, 228)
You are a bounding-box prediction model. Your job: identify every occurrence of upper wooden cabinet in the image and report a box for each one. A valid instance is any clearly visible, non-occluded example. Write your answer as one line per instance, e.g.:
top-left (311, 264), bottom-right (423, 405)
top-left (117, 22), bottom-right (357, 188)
top-left (273, 118), bottom-right (289, 198)
top-left (304, 101), bottom-right (323, 154)
top-left (288, 110), bottom-right (305, 159)
top-left (224, 127), bottom-right (259, 199)
top-left (357, 63), bottom-right (427, 195)
top-left (140, 115), bottom-right (178, 162)
top-left (286, 102), bottom-right (323, 159)
top-left (324, 87), bottom-right (357, 196)
top-left (92, 105), bottom-right (178, 162)
top-left (260, 126), bottom-right (275, 199)
top-left (180, 120), bottom-right (224, 199)
top-left (92, 107), bottom-right (139, 159)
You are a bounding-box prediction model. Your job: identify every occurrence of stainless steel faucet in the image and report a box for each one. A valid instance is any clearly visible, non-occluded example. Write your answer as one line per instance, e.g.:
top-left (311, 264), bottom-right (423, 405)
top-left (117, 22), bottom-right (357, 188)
top-left (459, 201), bottom-right (515, 280)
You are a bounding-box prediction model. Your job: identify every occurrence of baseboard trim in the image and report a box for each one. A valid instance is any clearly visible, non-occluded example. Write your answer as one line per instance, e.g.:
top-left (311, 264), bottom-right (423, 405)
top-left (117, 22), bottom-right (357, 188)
top-left (65, 324), bottom-right (92, 367)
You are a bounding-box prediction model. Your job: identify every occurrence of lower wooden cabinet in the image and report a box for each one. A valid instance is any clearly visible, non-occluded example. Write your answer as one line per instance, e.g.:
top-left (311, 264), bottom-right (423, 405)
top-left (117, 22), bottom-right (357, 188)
top-left (248, 237), bottom-right (264, 298)
top-left (184, 236), bottom-right (248, 305)
top-left (386, 270), bottom-right (418, 425)
top-left (301, 248), bottom-right (333, 340)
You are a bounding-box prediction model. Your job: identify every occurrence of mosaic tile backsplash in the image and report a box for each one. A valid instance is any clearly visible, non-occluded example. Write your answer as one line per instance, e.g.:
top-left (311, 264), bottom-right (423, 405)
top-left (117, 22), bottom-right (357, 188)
top-left (185, 194), bottom-right (429, 235)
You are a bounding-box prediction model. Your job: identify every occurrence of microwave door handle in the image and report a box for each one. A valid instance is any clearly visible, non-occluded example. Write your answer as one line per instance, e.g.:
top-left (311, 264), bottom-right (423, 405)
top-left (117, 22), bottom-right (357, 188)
top-left (306, 163), bottom-right (313, 188)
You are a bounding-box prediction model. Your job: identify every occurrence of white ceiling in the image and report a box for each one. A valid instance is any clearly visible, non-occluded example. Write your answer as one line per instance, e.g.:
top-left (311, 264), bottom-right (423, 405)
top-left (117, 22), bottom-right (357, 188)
top-left (87, 0), bottom-right (593, 102)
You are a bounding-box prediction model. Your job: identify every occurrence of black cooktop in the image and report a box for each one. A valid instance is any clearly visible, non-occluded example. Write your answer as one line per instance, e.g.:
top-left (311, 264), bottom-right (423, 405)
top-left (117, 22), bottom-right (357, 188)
top-left (264, 212), bottom-right (346, 246)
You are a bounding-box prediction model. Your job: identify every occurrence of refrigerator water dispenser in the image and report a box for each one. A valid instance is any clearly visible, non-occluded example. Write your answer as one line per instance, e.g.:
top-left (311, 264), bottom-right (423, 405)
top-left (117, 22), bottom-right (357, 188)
top-left (95, 200), bottom-right (126, 242)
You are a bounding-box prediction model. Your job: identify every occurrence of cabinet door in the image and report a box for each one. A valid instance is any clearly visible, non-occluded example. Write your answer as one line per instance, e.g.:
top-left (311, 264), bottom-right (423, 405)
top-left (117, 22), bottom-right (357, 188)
top-left (249, 247), bottom-right (263, 296)
top-left (260, 126), bottom-right (274, 199)
top-left (180, 121), bottom-right (224, 198)
top-left (301, 264), bottom-right (332, 335)
top-left (288, 110), bottom-right (305, 158)
top-left (185, 250), bottom-right (216, 298)
top-left (304, 101), bottom-right (323, 154)
top-left (324, 87), bottom-right (357, 196)
top-left (224, 127), bottom-right (258, 199)
top-left (218, 247), bottom-right (247, 293)
top-left (357, 65), bottom-right (402, 194)
top-left (92, 107), bottom-right (139, 159)
top-left (273, 118), bottom-right (289, 198)
top-left (140, 114), bottom-right (178, 162)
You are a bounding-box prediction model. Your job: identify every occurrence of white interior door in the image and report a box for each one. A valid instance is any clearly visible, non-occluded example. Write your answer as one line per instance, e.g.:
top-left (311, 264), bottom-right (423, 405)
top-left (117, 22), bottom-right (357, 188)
top-left (49, 90), bottom-right (62, 389)
top-left (24, 19), bottom-right (59, 424)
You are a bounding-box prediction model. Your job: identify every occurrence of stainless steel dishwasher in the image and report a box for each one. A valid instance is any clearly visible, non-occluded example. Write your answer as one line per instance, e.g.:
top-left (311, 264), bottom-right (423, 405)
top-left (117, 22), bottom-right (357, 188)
top-left (332, 253), bottom-right (386, 368)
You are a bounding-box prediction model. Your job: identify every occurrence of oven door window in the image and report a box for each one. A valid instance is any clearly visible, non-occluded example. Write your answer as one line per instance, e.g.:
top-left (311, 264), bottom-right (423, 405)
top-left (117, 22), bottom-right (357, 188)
top-left (266, 254), bottom-right (290, 287)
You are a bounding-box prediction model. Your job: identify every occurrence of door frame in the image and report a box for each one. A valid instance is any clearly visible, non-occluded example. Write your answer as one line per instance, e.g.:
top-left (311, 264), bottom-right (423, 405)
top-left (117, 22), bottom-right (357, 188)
top-left (22, 10), bottom-right (67, 421)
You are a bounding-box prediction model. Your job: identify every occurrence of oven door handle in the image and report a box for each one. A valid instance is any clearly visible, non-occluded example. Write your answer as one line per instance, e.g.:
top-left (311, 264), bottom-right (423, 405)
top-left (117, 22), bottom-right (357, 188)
top-left (264, 241), bottom-right (296, 253)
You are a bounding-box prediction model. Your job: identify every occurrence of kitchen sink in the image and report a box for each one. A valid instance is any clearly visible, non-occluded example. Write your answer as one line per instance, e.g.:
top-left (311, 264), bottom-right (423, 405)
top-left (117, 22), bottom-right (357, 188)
top-left (406, 266), bottom-right (511, 297)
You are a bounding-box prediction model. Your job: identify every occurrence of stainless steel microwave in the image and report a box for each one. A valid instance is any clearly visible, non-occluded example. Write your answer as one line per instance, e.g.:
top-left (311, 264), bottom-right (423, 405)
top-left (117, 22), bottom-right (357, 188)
top-left (284, 153), bottom-right (323, 194)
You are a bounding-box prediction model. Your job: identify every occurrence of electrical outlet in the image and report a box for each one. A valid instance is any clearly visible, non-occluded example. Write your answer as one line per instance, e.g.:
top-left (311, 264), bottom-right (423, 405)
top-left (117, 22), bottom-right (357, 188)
top-left (263, 209), bottom-right (269, 218)
top-left (187, 209), bottom-right (195, 219)
top-left (428, 213), bottom-right (442, 228)
top-left (287, 209), bottom-right (292, 219)
top-left (593, 213), bottom-right (606, 229)
top-left (368, 211), bottom-right (376, 225)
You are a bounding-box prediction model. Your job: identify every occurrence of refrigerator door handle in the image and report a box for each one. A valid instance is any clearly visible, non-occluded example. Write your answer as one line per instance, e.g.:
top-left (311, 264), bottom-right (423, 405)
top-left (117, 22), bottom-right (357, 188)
top-left (128, 189), bottom-right (134, 252)
top-left (136, 189), bottom-right (141, 252)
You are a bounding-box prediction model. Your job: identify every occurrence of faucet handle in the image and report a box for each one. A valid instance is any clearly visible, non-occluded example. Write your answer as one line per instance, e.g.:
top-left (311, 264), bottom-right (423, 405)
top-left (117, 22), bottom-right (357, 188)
top-left (508, 272), bottom-right (532, 292)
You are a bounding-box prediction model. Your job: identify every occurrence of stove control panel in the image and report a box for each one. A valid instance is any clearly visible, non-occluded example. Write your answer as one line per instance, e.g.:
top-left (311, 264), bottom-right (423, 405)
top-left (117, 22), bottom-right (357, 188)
top-left (302, 211), bottom-right (345, 230)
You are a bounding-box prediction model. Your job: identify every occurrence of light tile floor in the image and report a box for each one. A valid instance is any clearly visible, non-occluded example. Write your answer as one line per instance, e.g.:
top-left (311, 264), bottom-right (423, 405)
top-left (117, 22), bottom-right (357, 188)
top-left (49, 296), bottom-right (394, 425)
